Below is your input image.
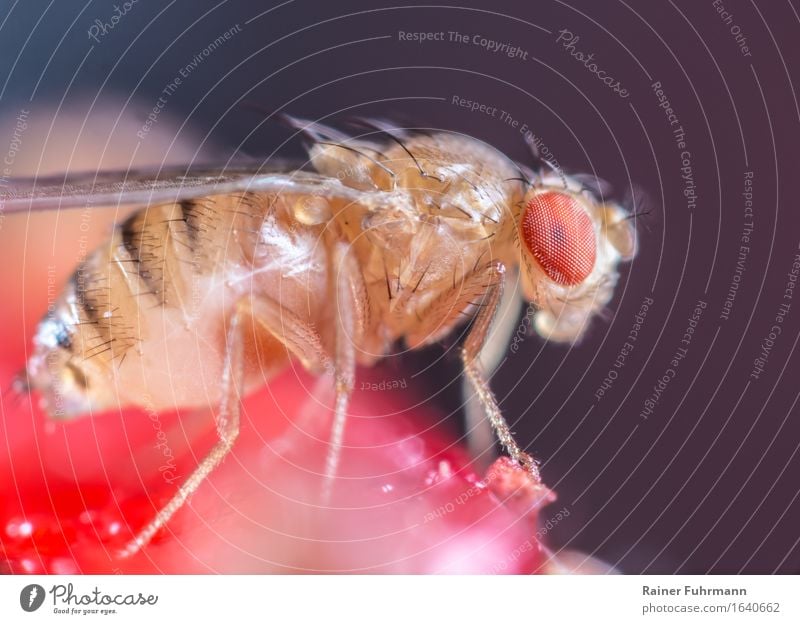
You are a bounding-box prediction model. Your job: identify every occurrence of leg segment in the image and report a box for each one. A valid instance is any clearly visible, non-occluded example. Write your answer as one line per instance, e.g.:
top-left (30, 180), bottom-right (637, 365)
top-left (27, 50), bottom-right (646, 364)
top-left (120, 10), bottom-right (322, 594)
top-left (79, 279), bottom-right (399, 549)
top-left (229, 288), bottom-right (355, 503)
top-left (238, 247), bottom-right (362, 506)
top-left (460, 262), bottom-right (539, 479)
top-left (123, 294), bottom-right (337, 556)
top-left (461, 267), bottom-right (523, 469)
top-left (321, 239), bottom-right (361, 503)
top-left (406, 259), bottom-right (538, 479)
top-left (122, 305), bottom-right (246, 556)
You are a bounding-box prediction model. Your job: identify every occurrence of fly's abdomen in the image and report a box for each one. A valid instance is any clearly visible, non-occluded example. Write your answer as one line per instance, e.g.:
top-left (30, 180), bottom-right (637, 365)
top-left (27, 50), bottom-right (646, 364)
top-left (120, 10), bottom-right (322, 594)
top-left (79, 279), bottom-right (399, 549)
top-left (111, 192), bottom-right (337, 409)
top-left (56, 197), bottom-right (235, 410)
top-left (45, 190), bottom-right (351, 414)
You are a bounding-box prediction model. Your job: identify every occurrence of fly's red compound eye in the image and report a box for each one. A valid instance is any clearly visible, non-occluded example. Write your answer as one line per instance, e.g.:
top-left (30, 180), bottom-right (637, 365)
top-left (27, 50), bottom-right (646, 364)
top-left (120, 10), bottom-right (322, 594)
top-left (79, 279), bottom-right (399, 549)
top-left (522, 191), bottom-right (596, 285)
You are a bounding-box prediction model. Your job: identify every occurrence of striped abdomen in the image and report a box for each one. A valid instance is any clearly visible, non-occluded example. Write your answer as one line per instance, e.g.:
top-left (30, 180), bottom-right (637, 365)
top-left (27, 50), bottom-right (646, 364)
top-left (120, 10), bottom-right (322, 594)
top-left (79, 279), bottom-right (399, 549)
top-left (53, 192), bottom-right (332, 412)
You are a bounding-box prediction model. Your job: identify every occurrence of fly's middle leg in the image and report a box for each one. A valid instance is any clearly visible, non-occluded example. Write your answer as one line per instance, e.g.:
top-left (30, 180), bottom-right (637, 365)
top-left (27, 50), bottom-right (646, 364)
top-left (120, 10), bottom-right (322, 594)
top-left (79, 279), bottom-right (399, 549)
top-left (320, 238), bottom-right (366, 504)
top-left (235, 273), bottom-right (361, 506)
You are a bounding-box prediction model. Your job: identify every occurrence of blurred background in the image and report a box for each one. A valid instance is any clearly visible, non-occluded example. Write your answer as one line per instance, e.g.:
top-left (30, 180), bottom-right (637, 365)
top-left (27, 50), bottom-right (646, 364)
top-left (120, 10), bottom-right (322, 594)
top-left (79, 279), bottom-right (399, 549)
top-left (0, 0), bottom-right (798, 573)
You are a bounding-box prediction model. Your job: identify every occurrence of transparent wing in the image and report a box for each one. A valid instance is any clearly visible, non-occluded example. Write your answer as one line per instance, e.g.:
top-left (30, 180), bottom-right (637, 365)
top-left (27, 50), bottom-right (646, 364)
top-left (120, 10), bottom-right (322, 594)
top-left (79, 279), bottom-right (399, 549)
top-left (0, 161), bottom-right (369, 214)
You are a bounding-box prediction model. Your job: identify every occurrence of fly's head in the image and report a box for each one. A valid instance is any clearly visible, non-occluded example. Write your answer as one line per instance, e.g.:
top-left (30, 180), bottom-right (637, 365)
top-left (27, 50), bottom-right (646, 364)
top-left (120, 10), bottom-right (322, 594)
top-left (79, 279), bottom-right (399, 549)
top-left (517, 177), bottom-right (637, 342)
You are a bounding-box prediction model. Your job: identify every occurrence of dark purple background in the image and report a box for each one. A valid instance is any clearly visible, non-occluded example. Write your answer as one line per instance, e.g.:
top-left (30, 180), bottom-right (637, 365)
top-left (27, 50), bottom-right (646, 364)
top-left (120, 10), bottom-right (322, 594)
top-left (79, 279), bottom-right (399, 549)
top-left (1, 0), bottom-right (798, 573)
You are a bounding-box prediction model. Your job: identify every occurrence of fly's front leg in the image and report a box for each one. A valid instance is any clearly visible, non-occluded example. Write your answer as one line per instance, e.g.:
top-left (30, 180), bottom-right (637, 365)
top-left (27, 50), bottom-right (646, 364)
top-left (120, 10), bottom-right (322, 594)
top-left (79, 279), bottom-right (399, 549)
top-left (122, 303), bottom-right (247, 557)
top-left (406, 260), bottom-right (539, 480)
top-left (461, 262), bottom-right (539, 480)
top-left (462, 268), bottom-right (523, 469)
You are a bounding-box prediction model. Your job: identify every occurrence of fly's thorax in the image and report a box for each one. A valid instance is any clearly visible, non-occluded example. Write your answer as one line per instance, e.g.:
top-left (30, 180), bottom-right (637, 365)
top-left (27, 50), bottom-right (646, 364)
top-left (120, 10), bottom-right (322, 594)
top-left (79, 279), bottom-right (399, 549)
top-left (354, 208), bottom-right (508, 344)
top-left (310, 131), bottom-right (520, 229)
top-left (307, 132), bottom-right (524, 342)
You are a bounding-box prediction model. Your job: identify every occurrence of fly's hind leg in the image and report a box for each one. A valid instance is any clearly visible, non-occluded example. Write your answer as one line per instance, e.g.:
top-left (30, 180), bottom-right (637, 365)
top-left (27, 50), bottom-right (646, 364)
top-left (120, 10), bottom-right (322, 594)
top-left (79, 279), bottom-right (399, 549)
top-left (406, 260), bottom-right (539, 479)
top-left (122, 304), bottom-right (247, 557)
top-left (124, 292), bottom-right (344, 555)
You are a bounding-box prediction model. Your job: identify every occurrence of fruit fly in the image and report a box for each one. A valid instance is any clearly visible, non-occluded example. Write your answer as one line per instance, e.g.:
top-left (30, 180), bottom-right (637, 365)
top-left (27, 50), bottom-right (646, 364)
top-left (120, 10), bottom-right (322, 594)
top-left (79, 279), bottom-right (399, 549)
top-left (1, 119), bottom-right (636, 556)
